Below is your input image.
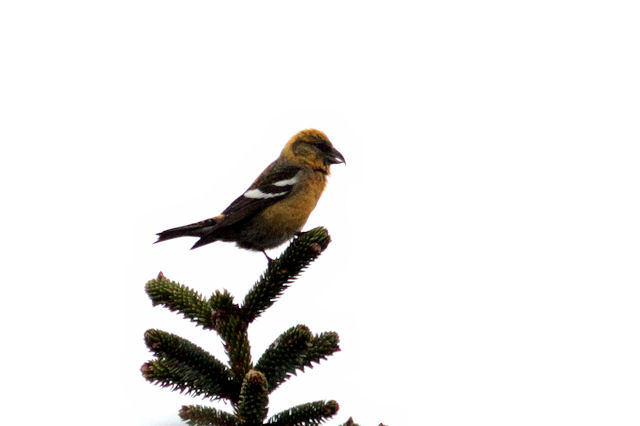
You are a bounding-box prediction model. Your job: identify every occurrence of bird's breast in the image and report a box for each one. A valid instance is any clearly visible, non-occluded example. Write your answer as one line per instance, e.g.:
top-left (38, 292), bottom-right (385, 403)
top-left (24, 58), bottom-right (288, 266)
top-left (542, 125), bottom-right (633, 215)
top-left (262, 172), bottom-right (326, 231)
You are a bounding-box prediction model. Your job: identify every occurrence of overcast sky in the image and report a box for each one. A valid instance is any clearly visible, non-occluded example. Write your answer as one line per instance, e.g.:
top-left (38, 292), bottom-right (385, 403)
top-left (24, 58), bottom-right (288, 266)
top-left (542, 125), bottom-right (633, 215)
top-left (2, 1), bottom-right (639, 425)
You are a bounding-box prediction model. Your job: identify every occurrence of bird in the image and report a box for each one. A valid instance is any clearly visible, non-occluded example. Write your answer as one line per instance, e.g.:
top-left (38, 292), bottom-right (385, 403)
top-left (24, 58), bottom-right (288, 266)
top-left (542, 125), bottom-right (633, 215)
top-left (155, 129), bottom-right (345, 260)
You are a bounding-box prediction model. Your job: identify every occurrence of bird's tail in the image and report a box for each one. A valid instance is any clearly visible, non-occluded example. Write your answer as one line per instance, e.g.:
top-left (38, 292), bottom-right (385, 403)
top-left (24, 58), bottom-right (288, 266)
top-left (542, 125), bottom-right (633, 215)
top-left (155, 217), bottom-right (219, 248)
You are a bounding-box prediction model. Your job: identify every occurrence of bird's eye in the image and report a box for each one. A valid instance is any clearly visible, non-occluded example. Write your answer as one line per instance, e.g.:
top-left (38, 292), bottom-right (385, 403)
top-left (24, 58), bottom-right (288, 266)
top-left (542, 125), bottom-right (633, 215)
top-left (315, 143), bottom-right (332, 153)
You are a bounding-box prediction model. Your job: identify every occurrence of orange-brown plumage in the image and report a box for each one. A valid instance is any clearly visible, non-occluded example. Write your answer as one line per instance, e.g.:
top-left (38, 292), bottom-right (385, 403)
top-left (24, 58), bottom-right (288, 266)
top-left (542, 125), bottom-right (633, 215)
top-left (155, 129), bottom-right (344, 257)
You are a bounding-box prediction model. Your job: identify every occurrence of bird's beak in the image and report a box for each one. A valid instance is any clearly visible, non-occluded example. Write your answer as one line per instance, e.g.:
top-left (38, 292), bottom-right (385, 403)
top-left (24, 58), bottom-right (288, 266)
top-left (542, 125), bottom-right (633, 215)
top-left (326, 147), bottom-right (346, 165)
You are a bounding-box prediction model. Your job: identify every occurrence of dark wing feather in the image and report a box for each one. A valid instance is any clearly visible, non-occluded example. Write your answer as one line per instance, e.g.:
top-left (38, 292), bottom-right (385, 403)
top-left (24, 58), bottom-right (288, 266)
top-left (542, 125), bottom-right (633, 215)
top-left (215, 162), bottom-right (302, 227)
top-left (155, 161), bottom-right (301, 249)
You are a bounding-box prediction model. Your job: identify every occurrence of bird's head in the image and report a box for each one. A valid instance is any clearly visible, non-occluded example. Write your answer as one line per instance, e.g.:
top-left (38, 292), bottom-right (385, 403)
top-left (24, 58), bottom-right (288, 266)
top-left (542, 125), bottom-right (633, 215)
top-left (282, 129), bottom-right (345, 173)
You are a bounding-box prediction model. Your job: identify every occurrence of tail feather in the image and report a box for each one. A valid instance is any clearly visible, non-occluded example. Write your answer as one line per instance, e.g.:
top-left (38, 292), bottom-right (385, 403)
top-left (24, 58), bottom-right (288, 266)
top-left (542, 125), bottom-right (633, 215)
top-left (190, 234), bottom-right (218, 249)
top-left (155, 218), bottom-right (219, 245)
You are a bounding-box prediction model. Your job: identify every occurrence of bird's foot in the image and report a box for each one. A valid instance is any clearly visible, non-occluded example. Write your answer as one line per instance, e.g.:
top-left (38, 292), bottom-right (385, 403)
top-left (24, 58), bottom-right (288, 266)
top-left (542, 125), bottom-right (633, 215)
top-left (262, 250), bottom-right (273, 264)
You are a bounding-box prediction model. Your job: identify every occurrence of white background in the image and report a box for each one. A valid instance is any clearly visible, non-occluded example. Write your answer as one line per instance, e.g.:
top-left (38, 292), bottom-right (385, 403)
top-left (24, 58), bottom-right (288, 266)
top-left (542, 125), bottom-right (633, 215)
top-left (2, 1), bottom-right (639, 425)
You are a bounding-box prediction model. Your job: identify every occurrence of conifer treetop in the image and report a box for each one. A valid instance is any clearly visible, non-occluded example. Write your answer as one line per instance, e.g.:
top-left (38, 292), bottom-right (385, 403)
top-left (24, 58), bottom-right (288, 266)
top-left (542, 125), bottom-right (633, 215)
top-left (142, 227), bottom-right (357, 425)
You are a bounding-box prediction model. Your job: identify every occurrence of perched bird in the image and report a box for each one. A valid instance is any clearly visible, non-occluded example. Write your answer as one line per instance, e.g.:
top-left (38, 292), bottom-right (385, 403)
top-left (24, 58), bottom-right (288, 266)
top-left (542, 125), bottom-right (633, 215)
top-left (155, 129), bottom-right (345, 259)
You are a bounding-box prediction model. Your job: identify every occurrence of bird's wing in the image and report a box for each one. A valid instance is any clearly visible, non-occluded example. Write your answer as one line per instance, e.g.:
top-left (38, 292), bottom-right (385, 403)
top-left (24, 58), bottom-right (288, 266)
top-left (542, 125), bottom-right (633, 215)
top-left (216, 162), bottom-right (302, 227)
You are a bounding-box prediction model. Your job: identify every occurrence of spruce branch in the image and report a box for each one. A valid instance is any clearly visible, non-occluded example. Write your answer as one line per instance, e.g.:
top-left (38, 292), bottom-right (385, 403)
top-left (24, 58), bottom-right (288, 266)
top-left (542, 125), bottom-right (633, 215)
top-left (242, 227), bottom-right (331, 322)
top-left (267, 400), bottom-right (339, 425)
top-left (255, 325), bottom-right (313, 392)
top-left (141, 358), bottom-right (228, 400)
top-left (145, 275), bottom-right (251, 379)
top-left (145, 272), bottom-right (215, 329)
top-left (236, 370), bottom-right (269, 425)
top-left (144, 329), bottom-right (237, 401)
top-left (255, 329), bottom-right (340, 393)
top-left (179, 405), bottom-right (238, 426)
top-left (216, 313), bottom-right (252, 380)
top-left (210, 289), bottom-right (236, 312)
top-left (302, 332), bottom-right (341, 369)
